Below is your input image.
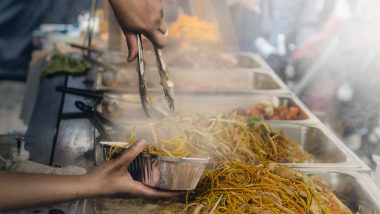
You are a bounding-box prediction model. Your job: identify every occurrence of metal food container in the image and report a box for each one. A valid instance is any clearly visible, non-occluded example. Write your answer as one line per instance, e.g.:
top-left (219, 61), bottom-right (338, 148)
top-left (299, 170), bottom-right (380, 213)
top-left (97, 122), bottom-right (369, 171)
top-left (96, 67), bottom-right (288, 93)
top-left (97, 94), bottom-right (369, 170)
top-left (90, 168), bottom-right (380, 213)
top-left (97, 93), bottom-right (167, 123)
top-left (99, 142), bottom-right (210, 190)
top-left (236, 52), bottom-right (272, 69)
top-left (269, 122), bottom-right (370, 171)
top-left (160, 69), bottom-right (288, 93)
top-left (99, 92), bottom-right (319, 124)
top-left (168, 93), bottom-right (317, 123)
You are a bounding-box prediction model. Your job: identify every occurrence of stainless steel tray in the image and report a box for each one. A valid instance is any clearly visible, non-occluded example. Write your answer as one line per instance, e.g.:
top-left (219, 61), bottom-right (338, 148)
top-left (99, 92), bottom-right (319, 124)
top-left (97, 92), bottom-right (371, 170)
top-left (252, 68), bottom-right (290, 91)
top-left (299, 170), bottom-right (380, 213)
top-left (97, 122), bottom-right (369, 171)
top-left (96, 67), bottom-right (289, 93)
top-left (268, 122), bottom-right (370, 171)
top-left (164, 92), bottom-right (318, 124)
top-left (236, 52), bottom-right (272, 69)
top-left (166, 69), bottom-right (288, 93)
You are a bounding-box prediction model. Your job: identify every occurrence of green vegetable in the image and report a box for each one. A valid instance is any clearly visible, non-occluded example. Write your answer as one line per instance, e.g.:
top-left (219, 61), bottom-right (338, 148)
top-left (40, 48), bottom-right (91, 78)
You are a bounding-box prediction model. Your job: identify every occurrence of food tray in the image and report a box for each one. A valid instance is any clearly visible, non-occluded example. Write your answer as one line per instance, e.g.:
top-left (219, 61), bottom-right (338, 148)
top-left (235, 52), bottom-right (272, 69)
top-left (96, 67), bottom-right (289, 93)
top-left (89, 170), bottom-right (380, 214)
top-left (168, 93), bottom-right (318, 123)
top-left (299, 170), bottom-right (380, 213)
top-left (268, 122), bottom-right (370, 171)
top-left (164, 69), bottom-right (288, 93)
top-left (94, 122), bottom-right (369, 171)
top-left (98, 92), bottom-right (319, 124)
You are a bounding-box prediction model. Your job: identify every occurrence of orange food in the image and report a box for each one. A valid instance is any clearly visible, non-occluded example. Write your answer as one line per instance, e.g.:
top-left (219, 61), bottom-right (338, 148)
top-left (237, 103), bottom-right (308, 120)
top-left (168, 14), bottom-right (221, 49)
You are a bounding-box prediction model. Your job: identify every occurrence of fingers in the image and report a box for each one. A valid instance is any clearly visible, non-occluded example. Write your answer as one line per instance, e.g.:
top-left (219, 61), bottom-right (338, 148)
top-left (130, 181), bottom-right (183, 198)
top-left (116, 139), bottom-right (146, 166)
top-left (147, 6), bottom-right (167, 48)
top-left (144, 20), bottom-right (168, 49)
top-left (157, 21), bottom-right (168, 35)
top-left (125, 32), bottom-right (138, 62)
top-left (125, 25), bottom-right (167, 62)
top-left (144, 30), bottom-right (168, 49)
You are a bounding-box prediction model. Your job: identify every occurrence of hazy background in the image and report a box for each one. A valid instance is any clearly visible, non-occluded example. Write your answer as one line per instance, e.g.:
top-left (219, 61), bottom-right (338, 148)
top-left (0, 0), bottom-right (379, 167)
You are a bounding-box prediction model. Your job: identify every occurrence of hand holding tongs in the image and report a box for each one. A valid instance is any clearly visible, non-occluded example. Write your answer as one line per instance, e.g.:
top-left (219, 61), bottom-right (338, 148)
top-left (136, 34), bottom-right (175, 117)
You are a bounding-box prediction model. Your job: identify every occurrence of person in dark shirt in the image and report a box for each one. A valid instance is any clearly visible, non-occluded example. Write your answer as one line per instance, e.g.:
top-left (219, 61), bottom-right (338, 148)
top-left (0, 0), bottom-right (50, 80)
top-left (0, 0), bottom-right (105, 81)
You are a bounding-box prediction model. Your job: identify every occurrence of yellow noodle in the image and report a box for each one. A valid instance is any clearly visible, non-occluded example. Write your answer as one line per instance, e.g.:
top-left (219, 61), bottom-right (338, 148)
top-left (102, 114), bottom-right (352, 214)
top-left (185, 161), bottom-right (351, 214)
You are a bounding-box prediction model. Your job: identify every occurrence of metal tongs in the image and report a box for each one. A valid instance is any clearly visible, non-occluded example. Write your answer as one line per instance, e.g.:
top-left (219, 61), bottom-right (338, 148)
top-left (75, 100), bottom-right (117, 141)
top-left (136, 34), bottom-right (175, 117)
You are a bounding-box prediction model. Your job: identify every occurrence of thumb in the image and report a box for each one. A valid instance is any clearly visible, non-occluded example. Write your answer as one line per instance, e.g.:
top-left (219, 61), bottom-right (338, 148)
top-left (125, 31), bottom-right (138, 62)
top-left (116, 139), bottom-right (146, 166)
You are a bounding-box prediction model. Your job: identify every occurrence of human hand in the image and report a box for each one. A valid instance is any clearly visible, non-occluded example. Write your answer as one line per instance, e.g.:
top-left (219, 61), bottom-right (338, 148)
top-left (87, 139), bottom-right (179, 198)
top-left (108, 0), bottom-right (168, 62)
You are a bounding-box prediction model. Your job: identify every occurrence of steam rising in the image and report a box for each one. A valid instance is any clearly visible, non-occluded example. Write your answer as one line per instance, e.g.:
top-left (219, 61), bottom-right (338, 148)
top-left (103, 0), bottom-right (380, 164)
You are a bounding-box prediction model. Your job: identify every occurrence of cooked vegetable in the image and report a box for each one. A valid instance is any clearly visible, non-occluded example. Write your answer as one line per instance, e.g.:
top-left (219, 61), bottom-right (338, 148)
top-left (236, 102), bottom-right (308, 120)
top-left (41, 48), bottom-right (91, 78)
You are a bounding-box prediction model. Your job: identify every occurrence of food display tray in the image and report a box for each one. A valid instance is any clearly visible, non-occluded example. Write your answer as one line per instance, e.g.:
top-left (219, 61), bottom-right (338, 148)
top-left (97, 92), bottom-right (319, 125)
top-left (268, 122), bottom-right (370, 171)
top-left (168, 92), bottom-right (318, 123)
top-left (88, 169), bottom-right (380, 214)
top-left (93, 121), bottom-right (369, 172)
top-left (299, 170), bottom-right (380, 213)
top-left (96, 67), bottom-right (290, 93)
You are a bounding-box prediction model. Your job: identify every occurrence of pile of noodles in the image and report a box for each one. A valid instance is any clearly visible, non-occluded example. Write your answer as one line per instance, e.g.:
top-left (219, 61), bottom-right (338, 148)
top-left (99, 114), bottom-right (353, 213)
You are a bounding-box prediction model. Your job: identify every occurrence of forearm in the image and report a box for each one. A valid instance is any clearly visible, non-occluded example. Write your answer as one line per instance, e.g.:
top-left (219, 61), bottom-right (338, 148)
top-left (0, 140), bottom-right (178, 211)
top-left (0, 171), bottom-right (100, 211)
